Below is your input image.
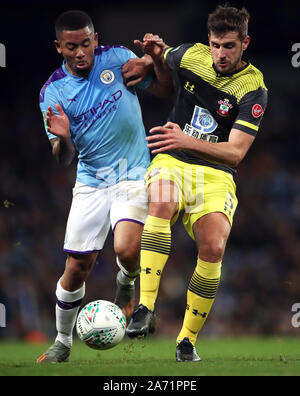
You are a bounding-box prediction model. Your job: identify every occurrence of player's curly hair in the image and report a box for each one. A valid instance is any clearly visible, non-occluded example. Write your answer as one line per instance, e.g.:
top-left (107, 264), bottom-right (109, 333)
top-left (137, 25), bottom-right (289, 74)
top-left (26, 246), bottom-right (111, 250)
top-left (207, 3), bottom-right (250, 41)
top-left (55, 10), bottom-right (94, 39)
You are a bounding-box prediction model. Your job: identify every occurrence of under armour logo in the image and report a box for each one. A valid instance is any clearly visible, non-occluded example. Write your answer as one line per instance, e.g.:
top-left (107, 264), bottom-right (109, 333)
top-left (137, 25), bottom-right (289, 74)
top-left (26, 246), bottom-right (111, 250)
top-left (186, 304), bottom-right (207, 318)
top-left (184, 81), bottom-right (195, 93)
top-left (192, 309), bottom-right (207, 318)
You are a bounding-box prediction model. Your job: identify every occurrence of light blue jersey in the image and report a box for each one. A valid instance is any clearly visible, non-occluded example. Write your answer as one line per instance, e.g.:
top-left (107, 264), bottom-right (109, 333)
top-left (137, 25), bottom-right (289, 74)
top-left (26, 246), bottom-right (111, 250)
top-left (40, 45), bottom-right (151, 188)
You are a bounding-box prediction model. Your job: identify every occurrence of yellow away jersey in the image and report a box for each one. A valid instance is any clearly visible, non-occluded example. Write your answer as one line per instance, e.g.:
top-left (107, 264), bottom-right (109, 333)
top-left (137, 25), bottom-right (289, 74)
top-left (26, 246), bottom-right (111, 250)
top-left (163, 43), bottom-right (268, 174)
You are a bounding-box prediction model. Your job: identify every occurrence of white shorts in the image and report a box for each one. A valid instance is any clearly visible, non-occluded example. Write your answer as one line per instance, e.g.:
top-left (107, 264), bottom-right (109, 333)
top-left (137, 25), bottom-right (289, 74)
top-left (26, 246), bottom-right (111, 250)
top-left (64, 180), bottom-right (148, 253)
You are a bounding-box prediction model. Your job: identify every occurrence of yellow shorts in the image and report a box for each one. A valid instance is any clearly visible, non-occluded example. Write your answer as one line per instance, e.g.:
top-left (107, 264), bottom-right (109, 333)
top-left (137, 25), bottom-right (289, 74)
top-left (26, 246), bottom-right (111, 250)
top-left (145, 154), bottom-right (238, 240)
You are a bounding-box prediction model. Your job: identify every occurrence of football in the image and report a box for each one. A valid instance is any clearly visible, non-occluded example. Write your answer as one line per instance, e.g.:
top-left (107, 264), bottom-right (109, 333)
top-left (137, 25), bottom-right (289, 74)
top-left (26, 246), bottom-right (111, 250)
top-left (76, 300), bottom-right (126, 350)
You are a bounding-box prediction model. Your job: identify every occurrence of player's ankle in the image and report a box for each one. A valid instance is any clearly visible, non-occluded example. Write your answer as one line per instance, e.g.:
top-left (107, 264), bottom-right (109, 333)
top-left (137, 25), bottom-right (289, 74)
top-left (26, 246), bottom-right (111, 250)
top-left (55, 333), bottom-right (72, 349)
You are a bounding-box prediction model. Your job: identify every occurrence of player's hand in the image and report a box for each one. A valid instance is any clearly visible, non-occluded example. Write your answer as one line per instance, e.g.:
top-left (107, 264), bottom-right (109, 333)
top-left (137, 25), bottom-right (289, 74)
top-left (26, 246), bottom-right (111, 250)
top-left (122, 57), bottom-right (152, 87)
top-left (134, 33), bottom-right (167, 61)
top-left (46, 104), bottom-right (70, 140)
top-left (146, 122), bottom-right (190, 154)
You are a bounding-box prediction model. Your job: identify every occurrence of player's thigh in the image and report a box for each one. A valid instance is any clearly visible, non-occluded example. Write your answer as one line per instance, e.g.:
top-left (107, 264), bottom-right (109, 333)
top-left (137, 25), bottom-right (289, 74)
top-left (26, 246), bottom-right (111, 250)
top-left (192, 212), bottom-right (232, 261)
top-left (110, 180), bottom-right (147, 258)
top-left (148, 179), bottom-right (179, 220)
top-left (145, 154), bottom-right (186, 221)
top-left (64, 182), bottom-right (111, 253)
top-left (183, 166), bottom-right (238, 241)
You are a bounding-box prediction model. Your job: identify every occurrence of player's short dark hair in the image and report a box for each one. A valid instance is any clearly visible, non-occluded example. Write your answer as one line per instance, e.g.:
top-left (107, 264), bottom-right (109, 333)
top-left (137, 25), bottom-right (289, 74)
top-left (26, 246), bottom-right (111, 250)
top-left (207, 4), bottom-right (250, 41)
top-left (55, 10), bottom-right (94, 39)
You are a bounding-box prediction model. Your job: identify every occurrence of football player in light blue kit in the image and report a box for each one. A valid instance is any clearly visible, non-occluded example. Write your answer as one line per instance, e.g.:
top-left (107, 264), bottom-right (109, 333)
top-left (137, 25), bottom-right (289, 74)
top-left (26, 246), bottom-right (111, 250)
top-left (36, 10), bottom-right (169, 363)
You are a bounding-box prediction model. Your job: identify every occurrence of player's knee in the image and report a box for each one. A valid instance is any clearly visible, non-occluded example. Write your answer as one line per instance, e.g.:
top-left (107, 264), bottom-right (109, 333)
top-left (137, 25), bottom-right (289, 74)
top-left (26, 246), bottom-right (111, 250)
top-left (65, 254), bottom-right (95, 283)
top-left (199, 239), bottom-right (225, 263)
top-left (115, 244), bottom-right (139, 270)
top-left (148, 201), bottom-right (177, 219)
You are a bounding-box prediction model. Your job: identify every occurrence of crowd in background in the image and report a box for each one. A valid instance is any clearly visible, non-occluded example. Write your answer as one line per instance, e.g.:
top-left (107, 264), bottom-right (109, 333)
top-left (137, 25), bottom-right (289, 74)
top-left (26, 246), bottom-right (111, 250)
top-left (1, 62), bottom-right (300, 341)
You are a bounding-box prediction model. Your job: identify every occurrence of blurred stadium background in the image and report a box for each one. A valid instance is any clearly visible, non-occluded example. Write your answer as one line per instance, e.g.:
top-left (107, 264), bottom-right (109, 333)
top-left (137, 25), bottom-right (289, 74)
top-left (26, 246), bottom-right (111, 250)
top-left (0, 0), bottom-right (300, 343)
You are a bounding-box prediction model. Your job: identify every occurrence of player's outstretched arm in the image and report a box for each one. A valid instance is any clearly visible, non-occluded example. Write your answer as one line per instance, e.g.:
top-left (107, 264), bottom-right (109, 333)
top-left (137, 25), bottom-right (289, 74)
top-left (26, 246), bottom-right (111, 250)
top-left (47, 104), bottom-right (75, 166)
top-left (122, 55), bottom-right (153, 87)
top-left (133, 34), bottom-right (167, 61)
top-left (122, 33), bottom-right (173, 98)
top-left (147, 122), bottom-right (255, 167)
top-left (139, 33), bottom-right (173, 97)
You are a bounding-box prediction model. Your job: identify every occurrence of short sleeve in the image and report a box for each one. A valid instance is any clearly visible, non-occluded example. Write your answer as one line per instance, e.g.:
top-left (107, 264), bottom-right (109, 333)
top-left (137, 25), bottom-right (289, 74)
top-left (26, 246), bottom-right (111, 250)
top-left (39, 86), bottom-right (60, 140)
top-left (163, 43), bottom-right (193, 71)
top-left (233, 87), bottom-right (268, 136)
top-left (114, 46), bottom-right (153, 90)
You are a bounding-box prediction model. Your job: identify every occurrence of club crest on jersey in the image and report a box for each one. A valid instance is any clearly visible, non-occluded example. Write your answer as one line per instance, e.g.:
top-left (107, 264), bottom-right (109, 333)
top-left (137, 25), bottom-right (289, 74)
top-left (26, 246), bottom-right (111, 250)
top-left (217, 98), bottom-right (233, 116)
top-left (100, 70), bottom-right (115, 84)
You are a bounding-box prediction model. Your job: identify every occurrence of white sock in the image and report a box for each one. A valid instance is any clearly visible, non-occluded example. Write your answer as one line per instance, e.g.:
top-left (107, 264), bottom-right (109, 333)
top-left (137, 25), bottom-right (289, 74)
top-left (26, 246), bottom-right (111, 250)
top-left (116, 258), bottom-right (140, 286)
top-left (55, 279), bottom-right (85, 348)
top-left (117, 270), bottom-right (136, 286)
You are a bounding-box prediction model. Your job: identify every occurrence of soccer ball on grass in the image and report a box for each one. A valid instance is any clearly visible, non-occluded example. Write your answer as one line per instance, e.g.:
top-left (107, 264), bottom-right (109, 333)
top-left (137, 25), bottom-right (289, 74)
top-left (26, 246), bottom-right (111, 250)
top-left (76, 300), bottom-right (126, 350)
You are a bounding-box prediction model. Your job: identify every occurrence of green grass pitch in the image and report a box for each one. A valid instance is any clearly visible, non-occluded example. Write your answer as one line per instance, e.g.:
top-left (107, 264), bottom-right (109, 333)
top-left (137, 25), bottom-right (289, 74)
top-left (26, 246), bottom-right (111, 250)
top-left (0, 336), bottom-right (300, 376)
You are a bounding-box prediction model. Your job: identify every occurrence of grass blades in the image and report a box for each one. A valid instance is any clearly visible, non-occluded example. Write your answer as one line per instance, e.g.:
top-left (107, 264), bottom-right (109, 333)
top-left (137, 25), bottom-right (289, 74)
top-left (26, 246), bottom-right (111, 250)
top-left (0, 336), bottom-right (300, 377)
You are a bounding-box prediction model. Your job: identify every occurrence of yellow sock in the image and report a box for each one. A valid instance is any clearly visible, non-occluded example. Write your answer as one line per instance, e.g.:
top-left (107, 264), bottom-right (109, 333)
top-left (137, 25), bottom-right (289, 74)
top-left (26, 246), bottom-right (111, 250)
top-left (139, 215), bottom-right (171, 312)
top-left (176, 258), bottom-right (222, 346)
